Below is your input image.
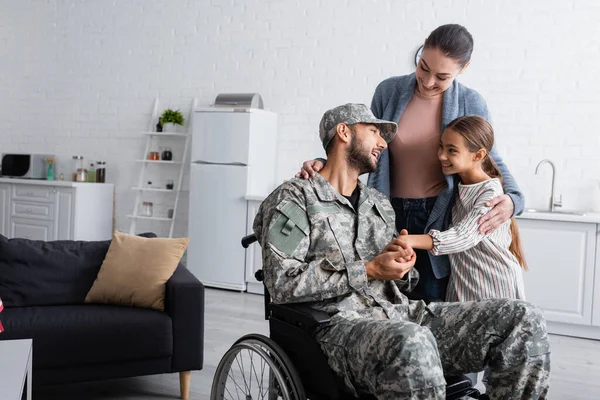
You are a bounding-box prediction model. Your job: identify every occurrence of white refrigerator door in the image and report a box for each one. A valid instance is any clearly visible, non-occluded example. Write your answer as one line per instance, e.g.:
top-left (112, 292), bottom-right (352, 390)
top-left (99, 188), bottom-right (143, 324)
top-left (192, 111), bottom-right (251, 165)
top-left (188, 163), bottom-right (248, 290)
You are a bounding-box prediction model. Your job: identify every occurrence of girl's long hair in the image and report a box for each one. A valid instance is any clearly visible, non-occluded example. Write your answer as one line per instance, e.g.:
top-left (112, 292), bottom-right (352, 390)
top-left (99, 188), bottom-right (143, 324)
top-left (446, 116), bottom-right (528, 270)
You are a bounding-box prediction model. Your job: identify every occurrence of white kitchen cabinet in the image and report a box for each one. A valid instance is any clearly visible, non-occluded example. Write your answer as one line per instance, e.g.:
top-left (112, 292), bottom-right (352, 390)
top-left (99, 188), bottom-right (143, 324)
top-left (593, 229), bottom-right (600, 327)
top-left (245, 198), bottom-right (265, 295)
top-left (518, 219), bottom-right (596, 325)
top-left (0, 179), bottom-right (114, 241)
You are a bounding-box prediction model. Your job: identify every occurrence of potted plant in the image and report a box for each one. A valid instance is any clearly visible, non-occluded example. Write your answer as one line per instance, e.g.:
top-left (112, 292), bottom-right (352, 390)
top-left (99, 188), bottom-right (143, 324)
top-left (160, 109), bottom-right (185, 132)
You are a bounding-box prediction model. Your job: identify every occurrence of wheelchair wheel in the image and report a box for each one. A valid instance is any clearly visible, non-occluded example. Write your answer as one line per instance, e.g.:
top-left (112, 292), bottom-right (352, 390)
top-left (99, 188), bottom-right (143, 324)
top-left (211, 334), bottom-right (306, 400)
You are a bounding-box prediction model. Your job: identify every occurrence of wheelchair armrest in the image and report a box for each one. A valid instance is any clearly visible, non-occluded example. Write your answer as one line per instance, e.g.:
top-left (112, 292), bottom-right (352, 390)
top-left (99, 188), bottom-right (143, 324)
top-left (269, 303), bottom-right (331, 334)
top-left (404, 291), bottom-right (444, 304)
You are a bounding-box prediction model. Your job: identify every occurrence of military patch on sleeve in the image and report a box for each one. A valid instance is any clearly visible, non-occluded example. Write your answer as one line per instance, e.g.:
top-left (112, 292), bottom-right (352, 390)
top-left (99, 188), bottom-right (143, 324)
top-left (267, 200), bottom-right (309, 256)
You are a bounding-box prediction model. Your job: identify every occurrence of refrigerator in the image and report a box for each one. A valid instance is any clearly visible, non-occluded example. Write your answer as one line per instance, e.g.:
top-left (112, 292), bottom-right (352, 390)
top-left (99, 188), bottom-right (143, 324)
top-left (188, 107), bottom-right (278, 291)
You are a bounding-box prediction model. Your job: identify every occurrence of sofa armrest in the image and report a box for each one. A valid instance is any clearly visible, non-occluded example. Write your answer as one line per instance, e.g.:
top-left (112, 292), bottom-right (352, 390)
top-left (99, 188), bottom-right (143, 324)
top-left (165, 262), bottom-right (205, 372)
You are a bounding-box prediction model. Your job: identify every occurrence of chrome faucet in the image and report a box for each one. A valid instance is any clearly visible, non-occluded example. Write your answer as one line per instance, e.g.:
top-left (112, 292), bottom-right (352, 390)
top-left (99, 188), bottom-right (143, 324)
top-left (535, 159), bottom-right (562, 212)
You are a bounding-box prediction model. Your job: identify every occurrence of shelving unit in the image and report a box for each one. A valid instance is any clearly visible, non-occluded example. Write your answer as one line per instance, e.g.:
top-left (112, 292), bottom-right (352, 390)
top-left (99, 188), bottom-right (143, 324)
top-left (134, 160), bottom-right (182, 164)
top-left (127, 96), bottom-right (197, 238)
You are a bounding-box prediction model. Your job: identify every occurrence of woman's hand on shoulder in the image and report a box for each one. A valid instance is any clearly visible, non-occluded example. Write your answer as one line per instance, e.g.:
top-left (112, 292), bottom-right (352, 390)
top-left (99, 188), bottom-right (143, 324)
top-left (295, 159), bottom-right (324, 179)
top-left (478, 194), bottom-right (514, 234)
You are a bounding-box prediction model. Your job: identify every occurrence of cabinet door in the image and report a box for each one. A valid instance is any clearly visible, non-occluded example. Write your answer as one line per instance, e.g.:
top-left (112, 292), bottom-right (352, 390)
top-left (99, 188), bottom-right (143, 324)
top-left (518, 219), bottom-right (596, 325)
top-left (593, 229), bottom-right (600, 326)
top-left (0, 183), bottom-right (9, 236)
top-left (245, 200), bottom-right (264, 295)
top-left (53, 188), bottom-right (75, 240)
top-left (11, 218), bottom-right (53, 241)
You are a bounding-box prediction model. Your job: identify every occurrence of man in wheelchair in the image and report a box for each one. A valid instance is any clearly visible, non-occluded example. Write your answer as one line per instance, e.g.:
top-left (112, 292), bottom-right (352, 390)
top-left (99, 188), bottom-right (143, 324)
top-left (252, 103), bottom-right (551, 399)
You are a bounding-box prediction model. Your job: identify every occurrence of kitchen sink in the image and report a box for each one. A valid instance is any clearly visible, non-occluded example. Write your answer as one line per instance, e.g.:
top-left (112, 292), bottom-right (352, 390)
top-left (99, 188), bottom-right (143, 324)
top-left (525, 208), bottom-right (588, 216)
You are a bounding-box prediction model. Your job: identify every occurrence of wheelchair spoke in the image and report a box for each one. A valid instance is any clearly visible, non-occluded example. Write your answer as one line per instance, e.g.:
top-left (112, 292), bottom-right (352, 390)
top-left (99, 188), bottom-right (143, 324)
top-left (250, 347), bottom-right (265, 395)
top-left (248, 349), bottom-right (254, 394)
top-left (226, 370), bottom-right (246, 399)
top-left (235, 350), bottom-right (251, 394)
top-left (258, 356), bottom-right (267, 399)
top-left (224, 384), bottom-right (239, 400)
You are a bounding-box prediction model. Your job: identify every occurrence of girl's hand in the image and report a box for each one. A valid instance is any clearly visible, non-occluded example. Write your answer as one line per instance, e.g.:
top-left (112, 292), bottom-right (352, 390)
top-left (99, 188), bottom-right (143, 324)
top-left (295, 159), bottom-right (324, 179)
top-left (478, 194), bottom-right (514, 234)
top-left (384, 229), bottom-right (415, 261)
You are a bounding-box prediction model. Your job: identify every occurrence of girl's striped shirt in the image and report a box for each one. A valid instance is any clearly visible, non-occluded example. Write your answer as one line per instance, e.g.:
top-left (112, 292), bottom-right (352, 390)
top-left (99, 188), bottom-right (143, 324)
top-left (428, 178), bottom-right (526, 302)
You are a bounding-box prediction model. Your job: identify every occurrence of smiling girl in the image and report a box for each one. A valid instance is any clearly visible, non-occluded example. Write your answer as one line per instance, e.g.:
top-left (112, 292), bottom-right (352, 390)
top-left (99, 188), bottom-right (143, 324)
top-left (396, 116), bottom-right (527, 302)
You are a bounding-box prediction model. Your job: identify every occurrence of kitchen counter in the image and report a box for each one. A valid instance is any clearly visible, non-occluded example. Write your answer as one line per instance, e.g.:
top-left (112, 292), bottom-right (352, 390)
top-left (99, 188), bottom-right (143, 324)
top-left (517, 210), bottom-right (600, 224)
top-left (0, 178), bottom-right (113, 188)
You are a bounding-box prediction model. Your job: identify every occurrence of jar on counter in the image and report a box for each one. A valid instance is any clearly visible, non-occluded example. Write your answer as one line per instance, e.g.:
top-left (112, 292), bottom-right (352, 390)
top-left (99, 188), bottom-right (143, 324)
top-left (147, 151), bottom-right (160, 161)
top-left (96, 161), bottom-right (106, 183)
top-left (87, 163), bottom-right (96, 183)
top-left (140, 202), bottom-right (153, 217)
top-left (72, 156), bottom-right (87, 182)
top-left (166, 179), bottom-right (174, 190)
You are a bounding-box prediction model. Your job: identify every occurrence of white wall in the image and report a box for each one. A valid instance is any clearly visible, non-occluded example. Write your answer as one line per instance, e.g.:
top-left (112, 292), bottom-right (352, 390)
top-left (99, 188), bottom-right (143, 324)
top-left (1, 0), bottom-right (599, 236)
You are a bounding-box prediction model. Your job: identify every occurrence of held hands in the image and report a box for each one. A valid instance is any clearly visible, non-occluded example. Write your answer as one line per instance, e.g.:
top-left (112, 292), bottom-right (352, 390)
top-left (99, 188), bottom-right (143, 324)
top-left (366, 230), bottom-right (416, 280)
top-left (384, 230), bottom-right (413, 257)
top-left (478, 194), bottom-right (515, 235)
top-left (295, 159), bottom-right (324, 179)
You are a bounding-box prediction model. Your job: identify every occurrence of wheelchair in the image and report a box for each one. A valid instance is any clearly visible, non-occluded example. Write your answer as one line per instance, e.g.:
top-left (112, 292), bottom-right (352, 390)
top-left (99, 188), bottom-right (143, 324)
top-left (210, 234), bottom-right (486, 400)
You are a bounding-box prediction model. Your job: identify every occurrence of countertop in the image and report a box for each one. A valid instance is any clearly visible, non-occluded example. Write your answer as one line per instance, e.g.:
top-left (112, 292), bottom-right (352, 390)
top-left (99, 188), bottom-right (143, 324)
top-left (0, 178), bottom-right (114, 188)
top-left (517, 209), bottom-right (600, 224)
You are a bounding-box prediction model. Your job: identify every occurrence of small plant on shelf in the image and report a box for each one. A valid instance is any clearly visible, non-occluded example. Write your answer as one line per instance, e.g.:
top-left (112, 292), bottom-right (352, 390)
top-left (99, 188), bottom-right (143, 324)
top-left (160, 109), bottom-right (185, 132)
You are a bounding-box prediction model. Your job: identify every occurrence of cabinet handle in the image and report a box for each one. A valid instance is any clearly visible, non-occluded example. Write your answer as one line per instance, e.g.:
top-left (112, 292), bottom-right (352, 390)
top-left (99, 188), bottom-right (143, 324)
top-left (52, 188), bottom-right (56, 193)
top-left (27, 208), bottom-right (32, 213)
top-left (27, 191), bottom-right (33, 196)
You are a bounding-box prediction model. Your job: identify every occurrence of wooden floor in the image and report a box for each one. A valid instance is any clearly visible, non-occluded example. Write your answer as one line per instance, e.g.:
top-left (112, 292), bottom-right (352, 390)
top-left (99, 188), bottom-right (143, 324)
top-left (33, 288), bottom-right (600, 399)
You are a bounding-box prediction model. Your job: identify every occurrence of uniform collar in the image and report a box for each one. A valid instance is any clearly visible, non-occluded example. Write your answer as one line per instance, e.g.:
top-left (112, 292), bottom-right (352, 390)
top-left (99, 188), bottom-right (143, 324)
top-left (311, 173), bottom-right (372, 211)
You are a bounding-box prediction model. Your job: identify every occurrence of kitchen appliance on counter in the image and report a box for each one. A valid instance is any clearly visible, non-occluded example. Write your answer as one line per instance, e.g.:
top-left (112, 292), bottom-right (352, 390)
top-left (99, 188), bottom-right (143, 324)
top-left (1, 154), bottom-right (54, 179)
top-left (187, 105), bottom-right (277, 291)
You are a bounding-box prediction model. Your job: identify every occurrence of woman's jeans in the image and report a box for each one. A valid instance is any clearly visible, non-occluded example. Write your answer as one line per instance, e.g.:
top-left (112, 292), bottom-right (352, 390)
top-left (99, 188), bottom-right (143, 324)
top-left (391, 196), bottom-right (449, 300)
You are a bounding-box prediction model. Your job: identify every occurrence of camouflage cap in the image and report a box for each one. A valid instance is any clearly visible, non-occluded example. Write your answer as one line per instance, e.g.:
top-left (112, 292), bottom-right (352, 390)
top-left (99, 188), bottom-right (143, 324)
top-left (319, 103), bottom-right (397, 150)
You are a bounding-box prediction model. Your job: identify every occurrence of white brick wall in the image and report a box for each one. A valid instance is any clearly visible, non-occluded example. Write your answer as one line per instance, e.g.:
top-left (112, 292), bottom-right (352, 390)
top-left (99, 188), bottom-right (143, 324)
top-left (1, 0), bottom-right (599, 237)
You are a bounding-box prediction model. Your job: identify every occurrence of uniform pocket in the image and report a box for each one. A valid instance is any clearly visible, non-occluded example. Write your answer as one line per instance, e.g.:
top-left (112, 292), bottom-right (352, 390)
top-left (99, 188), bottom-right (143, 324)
top-left (267, 200), bottom-right (309, 256)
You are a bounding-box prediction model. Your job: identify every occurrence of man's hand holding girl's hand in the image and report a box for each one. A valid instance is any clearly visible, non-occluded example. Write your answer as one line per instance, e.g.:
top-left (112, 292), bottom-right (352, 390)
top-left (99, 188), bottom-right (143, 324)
top-left (365, 230), bottom-right (416, 281)
top-left (384, 229), bottom-right (414, 262)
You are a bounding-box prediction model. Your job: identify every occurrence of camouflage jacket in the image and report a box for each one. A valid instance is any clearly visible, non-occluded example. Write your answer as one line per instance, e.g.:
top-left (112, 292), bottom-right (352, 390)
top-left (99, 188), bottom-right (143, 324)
top-left (253, 173), bottom-right (420, 323)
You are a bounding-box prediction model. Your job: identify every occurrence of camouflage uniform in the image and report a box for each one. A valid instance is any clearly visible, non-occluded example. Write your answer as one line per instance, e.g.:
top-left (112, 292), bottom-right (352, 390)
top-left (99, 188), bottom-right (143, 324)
top-left (253, 174), bottom-right (551, 400)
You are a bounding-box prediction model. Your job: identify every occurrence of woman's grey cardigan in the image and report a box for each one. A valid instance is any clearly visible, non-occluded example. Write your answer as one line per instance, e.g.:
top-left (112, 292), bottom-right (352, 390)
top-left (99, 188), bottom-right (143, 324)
top-left (368, 73), bottom-right (524, 279)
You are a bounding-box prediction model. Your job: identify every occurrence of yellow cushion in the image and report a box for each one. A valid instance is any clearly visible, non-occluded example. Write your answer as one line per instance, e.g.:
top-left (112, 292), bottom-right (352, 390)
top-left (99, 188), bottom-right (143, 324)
top-left (85, 230), bottom-right (189, 311)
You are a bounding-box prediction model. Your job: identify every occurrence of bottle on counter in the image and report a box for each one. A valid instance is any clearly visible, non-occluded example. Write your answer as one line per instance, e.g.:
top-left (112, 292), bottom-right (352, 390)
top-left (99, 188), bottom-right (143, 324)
top-left (87, 163), bottom-right (96, 183)
top-left (96, 161), bottom-right (106, 183)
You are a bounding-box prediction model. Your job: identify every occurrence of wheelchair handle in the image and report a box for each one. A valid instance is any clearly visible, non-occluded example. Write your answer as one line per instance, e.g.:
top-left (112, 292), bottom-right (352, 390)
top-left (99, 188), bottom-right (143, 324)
top-left (241, 233), bottom-right (258, 248)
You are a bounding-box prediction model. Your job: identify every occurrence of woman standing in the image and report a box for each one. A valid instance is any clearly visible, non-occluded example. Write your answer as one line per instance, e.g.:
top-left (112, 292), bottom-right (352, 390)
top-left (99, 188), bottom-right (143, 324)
top-left (297, 24), bottom-right (524, 300)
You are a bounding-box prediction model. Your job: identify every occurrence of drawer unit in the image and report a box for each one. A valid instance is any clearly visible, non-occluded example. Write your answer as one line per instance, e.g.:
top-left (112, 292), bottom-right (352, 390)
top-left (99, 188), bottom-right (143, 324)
top-left (12, 185), bottom-right (55, 203)
top-left (10, 218), bottom-right (53, 241)
top-left (11, 201), bottom-right (54, 220)
top-left (0, 180), bottom-right (114, 241)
